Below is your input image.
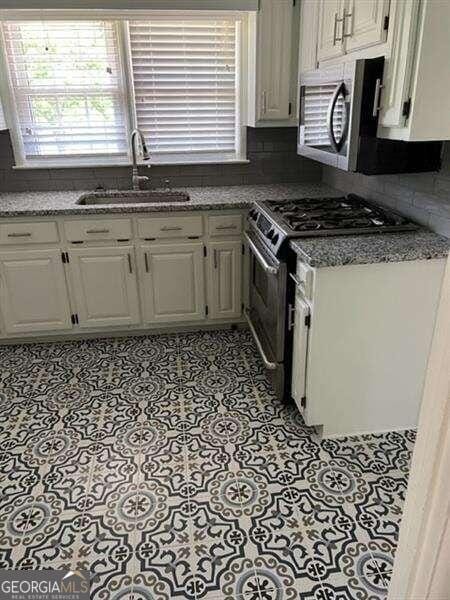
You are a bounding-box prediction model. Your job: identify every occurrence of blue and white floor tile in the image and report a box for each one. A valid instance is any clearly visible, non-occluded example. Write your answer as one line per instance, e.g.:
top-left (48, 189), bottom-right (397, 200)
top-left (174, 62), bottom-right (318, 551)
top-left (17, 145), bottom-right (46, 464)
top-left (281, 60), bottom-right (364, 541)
top-left (0, 329), bottom-right (413, 599)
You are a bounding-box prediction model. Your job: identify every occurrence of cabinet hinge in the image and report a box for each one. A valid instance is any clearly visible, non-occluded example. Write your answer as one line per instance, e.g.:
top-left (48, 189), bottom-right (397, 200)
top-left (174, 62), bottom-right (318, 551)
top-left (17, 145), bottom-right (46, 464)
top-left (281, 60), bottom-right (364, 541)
top-left (288, 102), bottom-right (292, 116)
top-left (402, 98), bottom-right (412, 119)
top-left (70, 314), bottom-right (79, 325)
top-left (301, 396), bottom-right (306, 408)
top-left (383, 15), bottom-right (389, 31)
top-left (305, 314), bottom-right (311, 327)
top-left (203, 246), bottom-right (207, 258)
top-left (205, 305), bottom-right (209, 316)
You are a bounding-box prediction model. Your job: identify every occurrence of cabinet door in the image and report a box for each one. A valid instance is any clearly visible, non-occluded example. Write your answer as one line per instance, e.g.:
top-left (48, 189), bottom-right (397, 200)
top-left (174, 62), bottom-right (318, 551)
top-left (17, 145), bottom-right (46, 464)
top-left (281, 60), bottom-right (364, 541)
top-left (140, 242), bottom-right (205, 324)
top-left (208, 240), bottom-right (242, 320)
top-left (68, 246), bottom-right (140, 328)
top-left (257, 0), bottom-right (293, 120)
top-left (344, 0), bottom-right (389, 53)
top-left (291, 291), bottom-right (310, 417)
top-left (299, 0), bottom-right (320, 72)
top-left (317, 0), bottom-right (346, 62)
top-left (0, 248), bottom-right (71, 334)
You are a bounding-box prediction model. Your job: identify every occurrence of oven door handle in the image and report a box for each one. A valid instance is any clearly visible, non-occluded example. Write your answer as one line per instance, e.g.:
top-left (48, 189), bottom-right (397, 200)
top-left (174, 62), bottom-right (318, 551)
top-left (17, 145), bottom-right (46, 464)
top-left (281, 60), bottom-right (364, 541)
top-left (244, 308), bottom-right (278, 370)
top-left (244, 232), bottom-right (279, 275)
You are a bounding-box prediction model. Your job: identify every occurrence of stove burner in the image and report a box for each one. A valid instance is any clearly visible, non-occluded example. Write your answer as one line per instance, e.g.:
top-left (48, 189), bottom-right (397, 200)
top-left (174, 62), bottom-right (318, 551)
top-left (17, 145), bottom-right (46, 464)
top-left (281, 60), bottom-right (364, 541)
top-left (265, 195), bottom-right (412, 233)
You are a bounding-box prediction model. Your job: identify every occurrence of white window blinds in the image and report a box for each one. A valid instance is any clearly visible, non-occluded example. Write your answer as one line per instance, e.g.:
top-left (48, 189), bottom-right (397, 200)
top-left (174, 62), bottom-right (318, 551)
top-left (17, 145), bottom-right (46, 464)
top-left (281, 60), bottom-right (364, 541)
top-left (2, 21), bottom-right (127, 160)
top-left (128, 18), bottom-right (239, 159)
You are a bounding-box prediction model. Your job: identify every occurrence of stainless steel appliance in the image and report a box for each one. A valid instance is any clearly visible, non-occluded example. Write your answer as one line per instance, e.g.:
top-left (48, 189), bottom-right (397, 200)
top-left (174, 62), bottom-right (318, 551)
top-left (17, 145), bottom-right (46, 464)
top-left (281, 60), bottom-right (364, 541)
top-left (245, 194), bottom-right (419, 400)
top-left (298, 57), bottom-right (442, 175)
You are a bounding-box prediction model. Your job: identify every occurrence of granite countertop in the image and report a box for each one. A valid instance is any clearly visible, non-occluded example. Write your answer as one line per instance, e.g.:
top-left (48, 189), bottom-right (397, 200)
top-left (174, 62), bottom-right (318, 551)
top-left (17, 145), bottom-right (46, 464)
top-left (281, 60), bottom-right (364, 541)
top-left (290, 231), bottom-right (450, 268)
top-left (0, 182), bottom-right (448, 266)
top-left (0, 183), bottom-right (336, 217)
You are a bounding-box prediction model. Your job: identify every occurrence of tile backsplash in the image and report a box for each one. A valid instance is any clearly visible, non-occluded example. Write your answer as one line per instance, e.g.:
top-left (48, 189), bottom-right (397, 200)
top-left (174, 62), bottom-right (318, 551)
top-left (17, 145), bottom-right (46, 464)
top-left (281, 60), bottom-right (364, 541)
top-left (322, 143), bottom-right (450, 238)
top-left (0, 127), bottom-right (321, 192)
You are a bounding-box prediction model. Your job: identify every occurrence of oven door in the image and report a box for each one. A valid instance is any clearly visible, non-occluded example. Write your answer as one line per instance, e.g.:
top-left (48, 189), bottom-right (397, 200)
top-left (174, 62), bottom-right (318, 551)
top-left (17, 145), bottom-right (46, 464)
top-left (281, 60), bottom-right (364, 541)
top-left (244, 230), bottom-right (287, 396)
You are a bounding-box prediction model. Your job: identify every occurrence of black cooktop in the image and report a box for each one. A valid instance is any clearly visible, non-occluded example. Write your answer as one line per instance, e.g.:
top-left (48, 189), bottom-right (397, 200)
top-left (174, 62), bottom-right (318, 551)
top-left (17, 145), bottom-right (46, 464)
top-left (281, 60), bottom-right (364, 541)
top-left (264, 194), bottom-right (418, 235)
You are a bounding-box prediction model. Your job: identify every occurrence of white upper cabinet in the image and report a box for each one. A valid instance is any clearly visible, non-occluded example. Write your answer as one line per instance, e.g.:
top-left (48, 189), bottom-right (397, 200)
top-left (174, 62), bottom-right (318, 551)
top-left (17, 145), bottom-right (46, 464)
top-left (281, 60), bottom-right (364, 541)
top-left (306, 0), bottom-right (390, 69)
top-left (140, 242), bottom-right (205, 324)
top-left (247, 0), bottom-right (300, 126)
top-left (317, 0), bottom-right (346, 62)
top-left (343, 0), bottom-right (390, 53)
top-left (378, 0), bottom-right (450, 141)
top-left (68, 246), bottom-right (140, 328)
top-left (0, 248), bottom-right (71, 334)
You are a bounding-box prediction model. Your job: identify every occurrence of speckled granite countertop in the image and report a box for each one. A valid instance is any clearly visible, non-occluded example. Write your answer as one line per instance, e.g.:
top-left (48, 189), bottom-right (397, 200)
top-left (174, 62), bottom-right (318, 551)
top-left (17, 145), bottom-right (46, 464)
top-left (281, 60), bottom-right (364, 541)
top-left (290, 231), bottom-right (450, 267)
top-left (0, 183), bottom-right (336, 217)
top-left (1, 183), bottom-right (448, 266)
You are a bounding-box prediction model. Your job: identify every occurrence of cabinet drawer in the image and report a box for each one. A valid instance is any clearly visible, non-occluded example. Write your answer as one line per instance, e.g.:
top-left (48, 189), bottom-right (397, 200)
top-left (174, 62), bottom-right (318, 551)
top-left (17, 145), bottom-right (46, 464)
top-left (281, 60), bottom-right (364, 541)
top-left (64, 219), bottom-right (132, 242)
top-left (208, 214), bottom-right (242, 237)
top-left (0, 221), bottom-right (59, 245)
top-left (138, 215), bottom-right (203, 239)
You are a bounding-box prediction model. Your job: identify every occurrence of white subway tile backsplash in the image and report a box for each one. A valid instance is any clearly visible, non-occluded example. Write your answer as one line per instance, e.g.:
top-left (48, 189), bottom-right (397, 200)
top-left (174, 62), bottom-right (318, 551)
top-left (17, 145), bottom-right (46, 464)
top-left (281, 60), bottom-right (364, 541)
top-left (322, 142), bottom-right (450, 239)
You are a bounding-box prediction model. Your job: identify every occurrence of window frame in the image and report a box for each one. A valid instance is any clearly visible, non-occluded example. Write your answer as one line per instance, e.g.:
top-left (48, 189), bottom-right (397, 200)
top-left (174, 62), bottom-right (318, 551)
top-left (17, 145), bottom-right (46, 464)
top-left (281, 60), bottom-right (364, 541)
top-left (0, 9), bottom-right (249, 169)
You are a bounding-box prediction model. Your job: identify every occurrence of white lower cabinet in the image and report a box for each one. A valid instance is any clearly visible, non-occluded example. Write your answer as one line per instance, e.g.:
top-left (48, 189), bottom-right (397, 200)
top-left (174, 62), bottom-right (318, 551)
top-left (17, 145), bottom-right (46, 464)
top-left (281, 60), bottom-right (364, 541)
top-left (140, 242), bottom-right (205, 324)
top-left (207, 240), bottom-right (242, 320)
top-left (0, 248), bottom-right (71, 334)
top-left (68, 246), bottom-right (140, 328)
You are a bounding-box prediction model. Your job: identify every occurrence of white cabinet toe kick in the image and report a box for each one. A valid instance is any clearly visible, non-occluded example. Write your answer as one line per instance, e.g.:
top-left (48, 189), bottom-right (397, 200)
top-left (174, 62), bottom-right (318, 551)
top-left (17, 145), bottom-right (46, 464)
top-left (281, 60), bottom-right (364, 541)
top-left (0, 210), bottom-right (248, 342)
top-left (290, 256), bottom-right (446, 438)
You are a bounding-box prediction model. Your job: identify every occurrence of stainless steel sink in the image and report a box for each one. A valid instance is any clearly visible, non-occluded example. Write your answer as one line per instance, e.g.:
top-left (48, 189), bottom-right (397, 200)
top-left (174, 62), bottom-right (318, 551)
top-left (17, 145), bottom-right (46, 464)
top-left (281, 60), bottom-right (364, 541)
top-left (77, 190), bottom-right (190, 205)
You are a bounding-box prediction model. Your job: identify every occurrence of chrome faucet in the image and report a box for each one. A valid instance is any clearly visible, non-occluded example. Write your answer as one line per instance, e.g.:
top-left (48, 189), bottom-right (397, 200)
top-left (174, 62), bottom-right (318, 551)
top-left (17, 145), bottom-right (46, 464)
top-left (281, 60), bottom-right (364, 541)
top-left (131, 129), bottom-right (150, 190)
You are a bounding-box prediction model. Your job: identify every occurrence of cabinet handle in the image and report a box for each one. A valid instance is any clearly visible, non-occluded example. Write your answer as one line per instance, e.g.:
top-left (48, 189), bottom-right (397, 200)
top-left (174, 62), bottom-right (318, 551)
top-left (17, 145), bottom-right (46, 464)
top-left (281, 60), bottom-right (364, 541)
top-left (127, 253), bottom-right (132, 274)
top-left (288, 303), bottom-right (296, 331)
top-left (216, 225), bottom-right (237, 230)
top-left (213, 248), bottom-right (218, 269)
top-left (261, 90), bottom-right (267, 115)
top-left (160, 226), bottom-right (182, 232)
top-left (372, 78), bottom-right (384, 117)
top-left (7, 232), bottom-right (32, 237)
top-left (333, 12), bottom-right (343, 44)
top-left (144, 252), bottom-right (149, 273)
top-left (86, 228), bottom-right (109, 234)
top-left (342, 10), bottom-right (353, 37)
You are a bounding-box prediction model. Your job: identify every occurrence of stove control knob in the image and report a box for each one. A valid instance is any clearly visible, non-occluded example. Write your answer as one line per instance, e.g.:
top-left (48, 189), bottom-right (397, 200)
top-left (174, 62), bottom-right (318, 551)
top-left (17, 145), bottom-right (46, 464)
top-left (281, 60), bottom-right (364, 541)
top-left (271, 233), bottom-right (279, 245)
top-left (249, 209), bottom-right (258, 220)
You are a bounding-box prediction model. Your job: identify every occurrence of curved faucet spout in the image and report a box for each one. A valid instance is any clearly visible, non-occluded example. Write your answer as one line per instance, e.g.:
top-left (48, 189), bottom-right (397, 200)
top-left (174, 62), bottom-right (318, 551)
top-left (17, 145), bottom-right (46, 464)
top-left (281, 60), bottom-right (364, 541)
top-left (131, 129), bottom-right (150, 190)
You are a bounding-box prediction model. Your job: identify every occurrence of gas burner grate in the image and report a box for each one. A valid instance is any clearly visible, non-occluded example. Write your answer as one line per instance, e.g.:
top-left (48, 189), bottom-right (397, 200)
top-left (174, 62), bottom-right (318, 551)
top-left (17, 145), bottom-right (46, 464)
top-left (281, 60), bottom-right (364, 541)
top-left (264, 195), bottom-right (414, 233)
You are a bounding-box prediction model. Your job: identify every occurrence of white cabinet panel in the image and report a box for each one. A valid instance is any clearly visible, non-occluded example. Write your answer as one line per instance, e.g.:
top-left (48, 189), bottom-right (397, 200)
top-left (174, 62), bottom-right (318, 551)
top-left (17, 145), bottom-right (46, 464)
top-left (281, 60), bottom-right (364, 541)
top-left (257, 0), bottom-right (293, 121)
top-left (68, 246), bottom-right (140, 328)
top-left (299, 0), bottom-right (319, 72)
top-left (317, 0), bottom-right (346, 62)
top-left (0, 248), bottom-right (71, 334)
top-left (208, 240), bottom-right (242, 320)
top-left (344, 0), bottom-right (389, 53)
top-left (140, 242), bottom-right (205, 324)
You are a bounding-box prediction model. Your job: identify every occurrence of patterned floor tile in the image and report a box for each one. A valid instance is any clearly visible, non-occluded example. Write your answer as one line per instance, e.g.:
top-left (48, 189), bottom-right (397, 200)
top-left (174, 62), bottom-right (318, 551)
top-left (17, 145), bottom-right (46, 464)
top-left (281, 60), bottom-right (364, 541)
top-left (0, 329), bottom-right (412, 600)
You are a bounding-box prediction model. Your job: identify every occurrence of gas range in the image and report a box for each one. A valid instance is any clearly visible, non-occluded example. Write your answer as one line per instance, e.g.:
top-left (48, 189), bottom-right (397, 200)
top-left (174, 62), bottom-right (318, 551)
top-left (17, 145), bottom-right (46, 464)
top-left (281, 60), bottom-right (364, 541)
top-left (247, 194), bottom-right (418, 258)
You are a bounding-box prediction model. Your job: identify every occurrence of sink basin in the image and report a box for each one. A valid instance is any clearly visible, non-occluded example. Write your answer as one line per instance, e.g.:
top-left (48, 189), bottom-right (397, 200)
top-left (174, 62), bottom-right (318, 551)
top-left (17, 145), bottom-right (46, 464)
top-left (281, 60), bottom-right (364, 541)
top-left (77, 190), bottom-right (190, 205)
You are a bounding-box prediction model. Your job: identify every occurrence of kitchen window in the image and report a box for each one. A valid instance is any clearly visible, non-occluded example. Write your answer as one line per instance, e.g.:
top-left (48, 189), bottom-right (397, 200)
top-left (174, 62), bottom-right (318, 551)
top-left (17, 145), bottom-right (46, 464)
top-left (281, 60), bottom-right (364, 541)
top-left (0, 13), bottom-right (244, 168)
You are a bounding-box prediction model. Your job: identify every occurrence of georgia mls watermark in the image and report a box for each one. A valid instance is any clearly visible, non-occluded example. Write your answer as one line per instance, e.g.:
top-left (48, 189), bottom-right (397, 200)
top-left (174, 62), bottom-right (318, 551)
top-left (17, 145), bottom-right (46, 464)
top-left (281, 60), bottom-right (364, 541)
top-left (0, 570), bottom-right (90, 600)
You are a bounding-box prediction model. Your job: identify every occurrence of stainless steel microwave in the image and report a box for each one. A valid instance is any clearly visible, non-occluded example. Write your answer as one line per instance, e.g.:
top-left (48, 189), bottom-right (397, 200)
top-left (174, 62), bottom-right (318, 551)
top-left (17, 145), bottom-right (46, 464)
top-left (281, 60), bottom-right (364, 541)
top-left (297, 57), bottom-right (442, 175)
